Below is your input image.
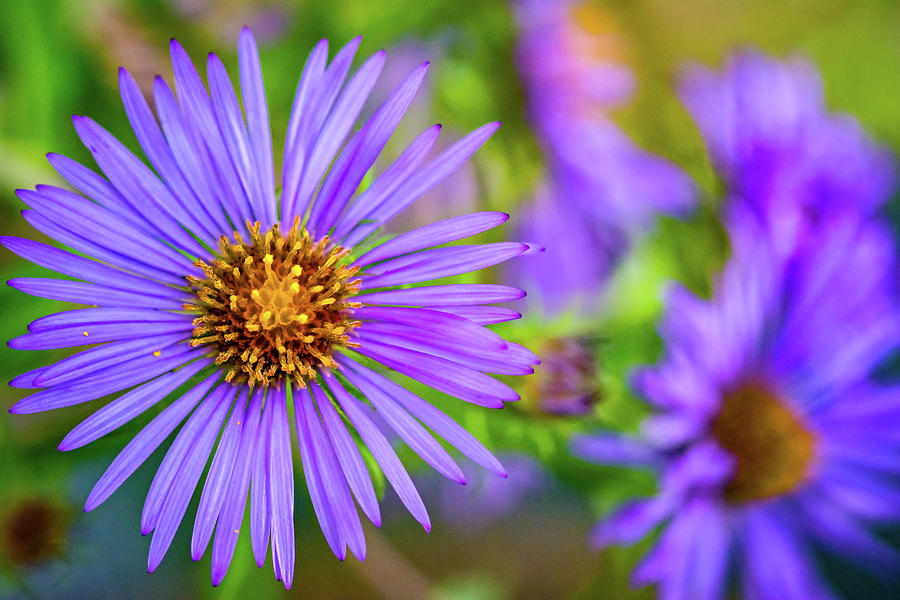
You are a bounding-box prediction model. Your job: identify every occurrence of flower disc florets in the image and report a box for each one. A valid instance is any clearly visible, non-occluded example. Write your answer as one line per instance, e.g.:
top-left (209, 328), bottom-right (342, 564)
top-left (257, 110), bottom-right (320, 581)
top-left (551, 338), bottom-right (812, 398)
top-left (186, 219), bottom-right (361, 387)
top-left (711, 380), bottom-right (816, 504)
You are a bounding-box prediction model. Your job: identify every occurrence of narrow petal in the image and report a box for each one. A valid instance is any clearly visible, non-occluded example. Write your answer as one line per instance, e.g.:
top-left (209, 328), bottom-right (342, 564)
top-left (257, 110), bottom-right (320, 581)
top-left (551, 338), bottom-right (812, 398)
top-left (353, 325), bottom-right (535, 376)
top-left (250, 390), bottom-right (273, 566)
top-left (72, 116), bottom-right (207, 256)
top-left (427, 305), bottom-right (522, 325)
top-left (147, 385), bottom-right (237, 572)
top-left (1, 236), bottom-right (182, 298)
top-left (10, 348), bottom-right (203, 414)
top-left (210, 387), bottom-right (264, 586)
top-left (297, 51), bottom-right (386, 235)
top-left (325, 373), bottom-right (431, 530)
top-left (238, 28), bottom-right (277, 224)
top-left (360, 243), bottom-right (530, 289)
top-left (308, 383), bottom-right (367, 560)
top-left (140, 382), bottom-right (233, 534)
top-left (353, 338), bottom-right (518, 408)
top-left (35, 333), bottom-right (189, 387)
top-left (312, 61), bottom-right (430, 235)
top-left (353, 306), bottom-right (507, 350)
top-left (311, 380), bottom-right (381, 526)
top-left (118, 67), bottom-right (219, 243)
top-left (294, 386), bottom-right (346, 558)
top-left (9, 320), bottom-right (193, 351)
top-left (356, 284), bottom-right (525, 307)
top-left (282, 37), bottom-right (361, 222)
top-left (357, 211), bottom-right (509, 267)
top-left (28, 307), bottom-right (187, 333)
top-left (8, 277), bottom-right (186, 310)
top-left (334, 124), bottom-right (441, 242)
top-left (21, 209), bottom-right (185, 285)
top-left (338, 356), bottom-right (506, 476)
top-left (349, 372), bottom-right (465, 484)
top-left (84, 373), bottom-right (220, 511)
top-left (268, 386), bottom-right (295, 588)
top-left (191, 387), bottom-right (250, 560)
top-left (364, 122), bottom-right (500, 228)
top-left (59, 358), bottom-right (211, 450)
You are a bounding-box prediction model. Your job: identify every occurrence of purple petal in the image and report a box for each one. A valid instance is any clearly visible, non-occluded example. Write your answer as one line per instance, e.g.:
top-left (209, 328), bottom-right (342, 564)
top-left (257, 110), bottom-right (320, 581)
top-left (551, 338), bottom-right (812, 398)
top-left (147, 385), bottom-right (237, 572)
top-left (357, 212), bottom-right (509, 267)
top-left (21, 209), bottom-right (185, 286)
top-left (28, 307), bottom-right (187, 333)
top-left (356, 284), bottom-right (525, 307)
top-left (364, 122), bottom-right (500, 228)
top-left (282, 37), bottom-right (361, 222)
top-left (352, 338), bottom-right (518, 407)
top-left (9, 319), bottom-right (193, 351)
top-left (571, 434), bottom-right (659, 468)
top-left (310, 380), bottom-right (381, 526)
top-left (152, 75), bottom-right (236, 235)
top-left (360, 243), bottom-right (530, 289)
top-left (293, 386), bottom-right (346, 559)
top-left (118, 68), bottom-right (219, 244)
top-left (353, 306), bottom-right (507, 350)
top-left (238, 28), bottom-right (277, 225)
top-left (72, 116), bottom-right (207, 256)
top-left (354, 325), bottom-right (534, 376)
top-left (8, 277), bottom-right (185, 310)
top-left (191, 387), bottom-right (249, 560)
top-left (250, 390), bottom-right (273, 566)
top-left (268, 386), bottom-right (295, 588)
top-left (312, 62), bottom-right (430, 235)
top-left (10, 348), bottom-right (203, 414)
top-left (210, 387), bottom-right (264, 586)
top-left (59, 358), bottom-right (211, 451)
top-left (140, 382), bottom-right (234, 534)
top-left (426, 305), bottom-right (522, 325)
top-left (349, 371), bottom-right (464, 484)
top-left (34, 333), bottom-right (189, 387)
top-left (84, 373), bottom-right (220, 511)
top-left (169, 40), bottom-right (254, 230)
top-left (338, 356), bottom-right (506, 476)
top-left (1, 236), bottom-right (182, 298)
top-left (325, 373), bottom-right (431, 530)
top-left (308, 383), bottom-right (366, 560)
top-left (334, 124), bottom-right (442, 243)
top-left (297, 51), bottom-right (386, 235)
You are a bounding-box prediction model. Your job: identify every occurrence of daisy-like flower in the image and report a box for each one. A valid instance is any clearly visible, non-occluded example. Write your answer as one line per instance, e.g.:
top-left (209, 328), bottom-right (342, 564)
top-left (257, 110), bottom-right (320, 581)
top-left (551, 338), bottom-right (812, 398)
top-left (4, 29), bottom-right (538, 588)
top-left (573, 52), bottom-right (900, 599)
top-left (575, 209), bottom-right (900, 599)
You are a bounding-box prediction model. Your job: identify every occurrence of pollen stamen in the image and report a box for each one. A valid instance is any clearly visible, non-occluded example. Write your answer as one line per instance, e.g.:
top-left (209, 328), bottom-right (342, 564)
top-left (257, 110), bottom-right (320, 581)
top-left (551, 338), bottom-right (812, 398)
top-left (186, 219), bottom-right (361, 388)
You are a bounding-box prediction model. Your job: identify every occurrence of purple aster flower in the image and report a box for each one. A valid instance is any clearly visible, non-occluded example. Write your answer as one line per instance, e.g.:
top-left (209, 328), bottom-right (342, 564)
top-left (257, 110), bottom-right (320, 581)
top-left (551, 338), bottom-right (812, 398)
top-left (511, 0), bottom-right (695, 319)
top-left (679, 50), bottom-right (897, 254)
top-left (4, 29), bottom-right (539, 588)
top-left (575, 207), bottom-right (900, 598)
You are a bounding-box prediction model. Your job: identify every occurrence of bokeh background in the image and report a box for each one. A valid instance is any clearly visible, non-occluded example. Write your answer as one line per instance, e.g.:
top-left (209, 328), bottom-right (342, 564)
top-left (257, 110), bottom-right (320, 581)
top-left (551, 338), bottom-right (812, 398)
top-left (1, 0), bottom-right (900, 598)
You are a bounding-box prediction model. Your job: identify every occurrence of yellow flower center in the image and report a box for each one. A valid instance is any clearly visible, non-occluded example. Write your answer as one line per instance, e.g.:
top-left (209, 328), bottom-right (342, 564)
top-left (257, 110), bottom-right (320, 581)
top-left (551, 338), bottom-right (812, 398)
top-left (711, 380), bottom-right (816, 504)
top-left (185, 220), bottom-right (361, 387)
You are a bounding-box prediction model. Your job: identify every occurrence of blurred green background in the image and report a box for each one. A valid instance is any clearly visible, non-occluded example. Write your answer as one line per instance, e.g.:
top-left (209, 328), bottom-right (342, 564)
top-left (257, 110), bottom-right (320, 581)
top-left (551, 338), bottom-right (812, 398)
top-left (1, 0), bottom-right (899, 598)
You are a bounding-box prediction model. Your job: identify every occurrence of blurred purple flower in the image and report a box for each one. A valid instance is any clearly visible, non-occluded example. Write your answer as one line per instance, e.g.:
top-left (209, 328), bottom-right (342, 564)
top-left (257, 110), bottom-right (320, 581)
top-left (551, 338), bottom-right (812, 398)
top-left (680, 50), bottom-right (897, 254)
top-left (511, 0), bottom-right (695, 318)
top-left (575, 52), bottom-right (900, 599)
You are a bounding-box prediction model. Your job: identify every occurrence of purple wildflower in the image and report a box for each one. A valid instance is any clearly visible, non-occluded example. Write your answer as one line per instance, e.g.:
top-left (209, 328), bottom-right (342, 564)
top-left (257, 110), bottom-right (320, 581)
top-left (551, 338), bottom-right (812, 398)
top-left (574, 52), bottom-right (900, 599)
top-left (4, 30), bottom-right (538, 588)
top-left (511, 0), bottom-right (695, 318)
top-left (679, 50), bottom-right (897, 253)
